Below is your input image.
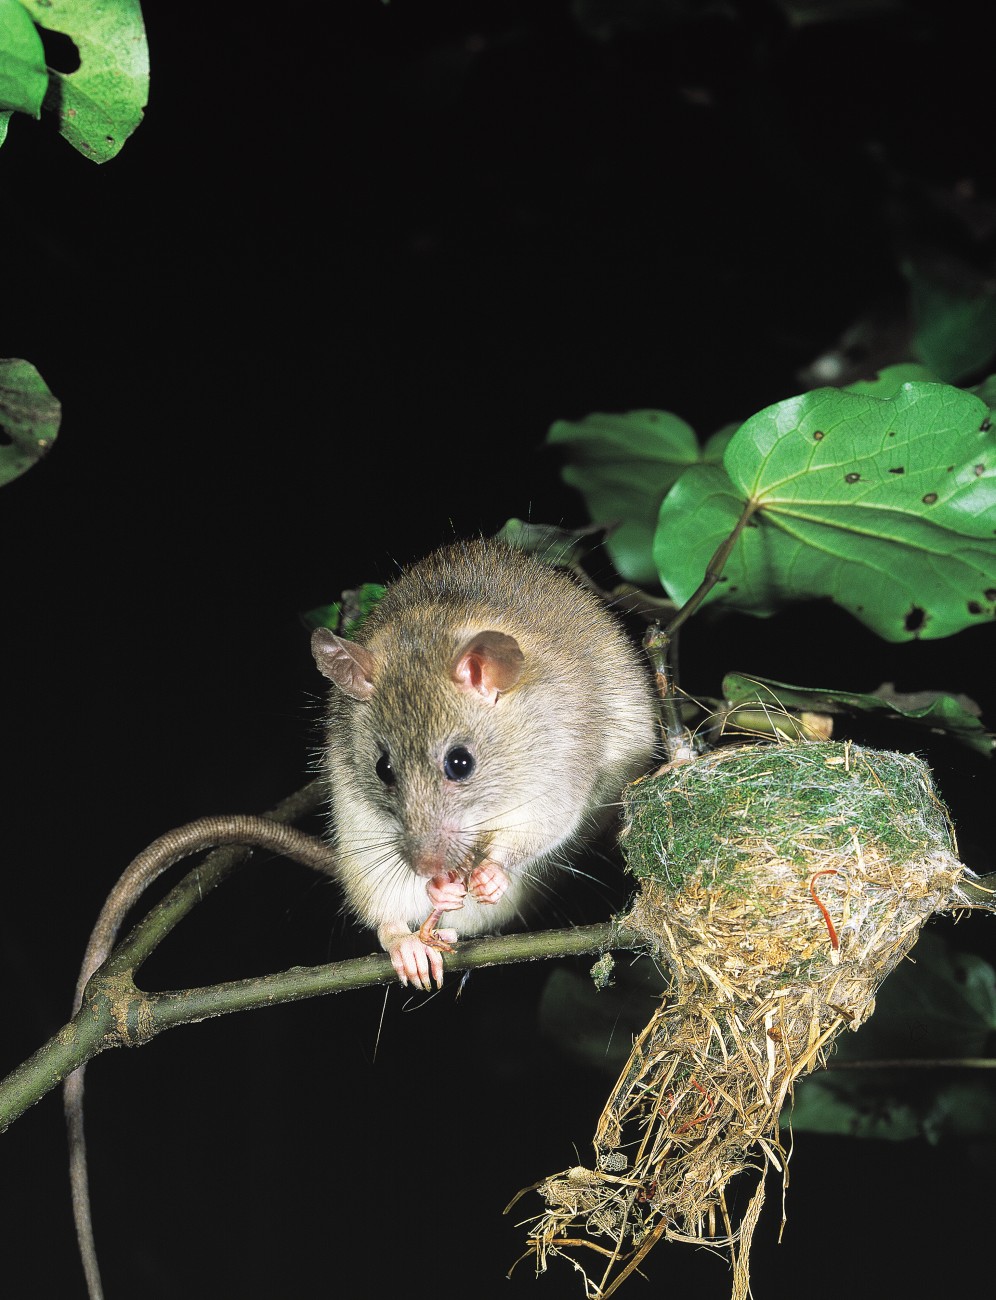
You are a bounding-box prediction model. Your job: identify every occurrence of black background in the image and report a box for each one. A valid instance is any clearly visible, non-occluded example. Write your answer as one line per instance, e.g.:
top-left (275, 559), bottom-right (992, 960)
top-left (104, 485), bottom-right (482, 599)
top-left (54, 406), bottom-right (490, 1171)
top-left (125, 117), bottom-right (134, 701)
top-left (2, 2), bottom-right (994, 1297)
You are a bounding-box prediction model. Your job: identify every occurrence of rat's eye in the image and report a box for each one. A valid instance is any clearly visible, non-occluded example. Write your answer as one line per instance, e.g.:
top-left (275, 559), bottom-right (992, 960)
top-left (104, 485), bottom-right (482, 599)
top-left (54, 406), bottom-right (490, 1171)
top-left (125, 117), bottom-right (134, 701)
top-left (443, 746), bottom-right (475, 782)
top-left (375, 752), bottom-right (395, 786)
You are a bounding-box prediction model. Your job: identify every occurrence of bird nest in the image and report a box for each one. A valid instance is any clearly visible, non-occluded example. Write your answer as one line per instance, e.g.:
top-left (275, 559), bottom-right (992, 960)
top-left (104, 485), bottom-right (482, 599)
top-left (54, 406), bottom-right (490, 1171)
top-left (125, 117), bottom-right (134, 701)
top-left (515, 739), bottom-right (982, 1298)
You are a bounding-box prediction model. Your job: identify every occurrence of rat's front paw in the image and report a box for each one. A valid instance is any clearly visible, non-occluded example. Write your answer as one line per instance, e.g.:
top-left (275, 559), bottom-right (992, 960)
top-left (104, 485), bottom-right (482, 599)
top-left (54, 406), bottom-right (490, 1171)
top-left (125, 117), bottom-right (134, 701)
top-left (382, 927), bottom-right (458, 991)
top-left (468, 860), bottom-right (509, 906)
top-left (426, 869), bottom-right (468, 911)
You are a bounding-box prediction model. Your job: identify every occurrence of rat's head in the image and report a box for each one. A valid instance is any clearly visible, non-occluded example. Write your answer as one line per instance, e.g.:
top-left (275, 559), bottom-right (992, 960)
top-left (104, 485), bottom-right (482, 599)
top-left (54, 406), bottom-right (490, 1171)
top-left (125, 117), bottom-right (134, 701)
top-left (313, 625), bottom-right (568, 876)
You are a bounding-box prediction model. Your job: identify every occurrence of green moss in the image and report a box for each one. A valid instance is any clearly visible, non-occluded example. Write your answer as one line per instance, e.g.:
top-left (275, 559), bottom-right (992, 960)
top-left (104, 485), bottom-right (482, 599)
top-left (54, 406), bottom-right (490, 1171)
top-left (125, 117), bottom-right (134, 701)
top-left (622, 741), bottom-right (953, 894)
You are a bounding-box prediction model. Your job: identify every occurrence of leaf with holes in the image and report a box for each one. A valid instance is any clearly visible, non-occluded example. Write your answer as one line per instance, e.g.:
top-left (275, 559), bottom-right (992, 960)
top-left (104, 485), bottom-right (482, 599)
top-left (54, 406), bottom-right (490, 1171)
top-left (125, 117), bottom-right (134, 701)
top-left (655, 382), bottom-right (996, 641)
top-left (0, 358), bottom-right (60, 487)
top-left (32, 0), bottom-right (149, 163)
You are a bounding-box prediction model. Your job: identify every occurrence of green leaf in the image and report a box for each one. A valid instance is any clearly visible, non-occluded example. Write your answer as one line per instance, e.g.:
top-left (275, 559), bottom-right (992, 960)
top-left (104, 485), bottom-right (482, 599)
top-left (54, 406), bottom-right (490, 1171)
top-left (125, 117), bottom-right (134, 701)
top-left (548, 409), bottom-right (702, 585)
top-left (700, 421), bottom-right (740, 462)
top-left (787, 931), bottom-right (996, 1142)
top-left (773, 0), bottom-right (904, 28)
top-left (843, 361), bottom-right (939, 397)
top-left (653, 460), bottom-right (745, 601)
top-left (31, 0), bottom-right (149, 163)
top-left (905, 256), bottom-right (996, 384)
top-left (302, 583), bottom-right (387, 639)
top-left (535, 958), bottom-right (669, 1075)
top-left (301, 603), bottom-right (341, 634)
top-left (0, 0), bottom-right (46, 117)
top-left (722, 672), bottom-right (995, 758)
top-left (970, 373), bottom-right (996, 410)
top-left (496, 518), bottom-right (609, 570)
top-left (0, 357), bottom-right (60, 486)
top-left (656, 382), bottom-right (996, 641)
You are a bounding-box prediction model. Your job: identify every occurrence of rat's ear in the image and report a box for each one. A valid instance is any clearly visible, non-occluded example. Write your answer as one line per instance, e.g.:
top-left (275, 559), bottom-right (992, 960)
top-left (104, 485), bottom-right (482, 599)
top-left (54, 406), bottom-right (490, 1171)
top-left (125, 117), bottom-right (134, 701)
top-left (451, 631), bottom-right (525, 705)
top-left (311, 629), bottom-right (376, 701)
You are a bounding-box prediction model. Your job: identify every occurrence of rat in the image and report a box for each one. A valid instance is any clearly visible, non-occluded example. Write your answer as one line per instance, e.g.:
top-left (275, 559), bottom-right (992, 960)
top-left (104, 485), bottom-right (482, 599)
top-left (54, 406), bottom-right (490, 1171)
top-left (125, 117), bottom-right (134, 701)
top-left (311, 536), bottom-right (660, 990)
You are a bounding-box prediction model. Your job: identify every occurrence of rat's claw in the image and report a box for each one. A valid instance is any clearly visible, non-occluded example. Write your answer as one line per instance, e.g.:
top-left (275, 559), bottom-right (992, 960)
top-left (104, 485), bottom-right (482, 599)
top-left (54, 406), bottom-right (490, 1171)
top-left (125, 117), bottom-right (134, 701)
top-left (386, 923), bottom-right (459, 991)
top-left (389, 934), bottom-right (441, 990)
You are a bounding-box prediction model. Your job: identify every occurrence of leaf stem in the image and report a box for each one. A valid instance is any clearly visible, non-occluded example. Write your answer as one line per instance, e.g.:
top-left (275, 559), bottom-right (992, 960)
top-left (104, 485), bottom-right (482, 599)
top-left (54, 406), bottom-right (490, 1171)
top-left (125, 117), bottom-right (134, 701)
top-left (664, 496), bottom-right (760, 639)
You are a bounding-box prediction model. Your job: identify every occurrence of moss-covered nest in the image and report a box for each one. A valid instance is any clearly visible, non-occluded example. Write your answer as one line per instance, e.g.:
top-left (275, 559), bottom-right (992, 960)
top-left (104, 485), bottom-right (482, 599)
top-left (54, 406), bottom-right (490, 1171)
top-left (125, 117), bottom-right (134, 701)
top-left (519, 739), bottom-right (984, 1299)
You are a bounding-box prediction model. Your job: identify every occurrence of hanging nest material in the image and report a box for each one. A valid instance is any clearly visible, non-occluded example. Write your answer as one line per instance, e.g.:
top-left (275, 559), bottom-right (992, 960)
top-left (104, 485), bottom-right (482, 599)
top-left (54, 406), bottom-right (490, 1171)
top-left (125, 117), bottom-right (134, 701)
top-left (517, 739), bottom-right (989, 1299)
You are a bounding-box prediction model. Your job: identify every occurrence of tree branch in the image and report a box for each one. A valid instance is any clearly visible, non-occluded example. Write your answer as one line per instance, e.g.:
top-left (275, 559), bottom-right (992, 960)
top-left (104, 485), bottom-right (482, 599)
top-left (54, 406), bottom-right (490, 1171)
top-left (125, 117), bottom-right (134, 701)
top-left (0, 799), bottom-right (644, 1136)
